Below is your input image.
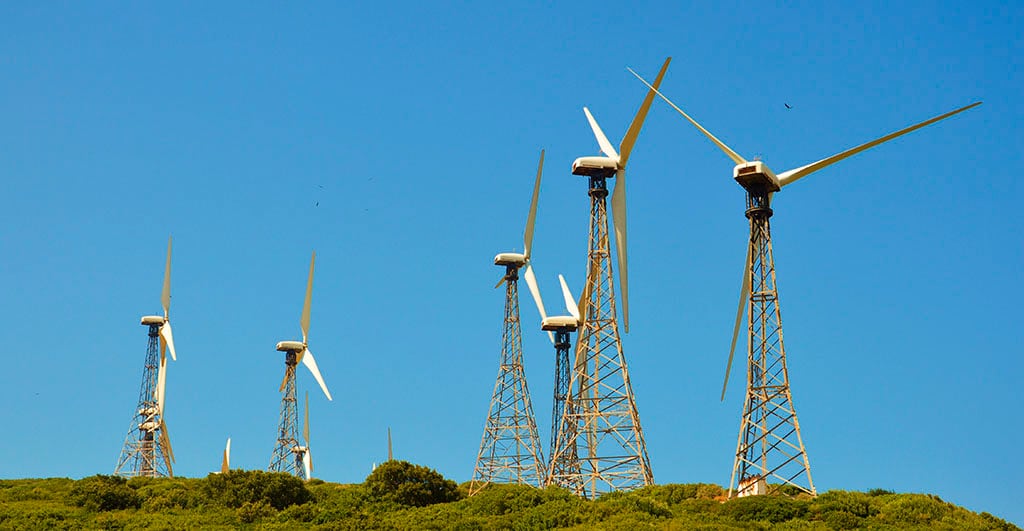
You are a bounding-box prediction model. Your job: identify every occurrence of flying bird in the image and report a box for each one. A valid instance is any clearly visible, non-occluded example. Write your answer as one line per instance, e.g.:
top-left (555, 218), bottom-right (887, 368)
top-left (784, 103), bottom-right (792, 109)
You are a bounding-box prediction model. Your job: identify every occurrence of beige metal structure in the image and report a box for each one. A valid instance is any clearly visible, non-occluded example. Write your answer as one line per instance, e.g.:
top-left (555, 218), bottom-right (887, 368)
top-left (547, 58), bottom-right (670, 498)
top-left (631, 69), bottom-right (979, 497)
top-left (469, 151), bottom-right (547, 495)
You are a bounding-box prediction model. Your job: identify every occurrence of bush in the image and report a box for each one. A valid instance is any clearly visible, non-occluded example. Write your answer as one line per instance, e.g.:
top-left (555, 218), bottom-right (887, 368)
top-left (236, 500), bottom-right (275, 523)
top-left (68, 475), bottom-right (140, 512)
top-left (720, 494), bottom-right (809, 523)
top-left (203, 470), bottom-right (312, 510)
top-left (364, 460), bottom-right (461, 507)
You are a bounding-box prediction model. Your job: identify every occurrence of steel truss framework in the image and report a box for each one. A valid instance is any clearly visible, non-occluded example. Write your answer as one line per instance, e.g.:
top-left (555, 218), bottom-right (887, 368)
top-left (269, 353), bottom-right (307, 479)
top-left (546, 327), bottom-right (580, 485)
top-left (115, 325), bottom-right (174, 478)
top-left (730, 190), bottom-right (815, 497)
top-left (548, 176), bottom-right (652, 498)
top-left (469, 266), bottom-right (546, 494)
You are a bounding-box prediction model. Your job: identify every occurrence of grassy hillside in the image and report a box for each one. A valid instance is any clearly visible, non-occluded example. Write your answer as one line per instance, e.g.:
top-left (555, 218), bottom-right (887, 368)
top-left (0, 461), bottom-right (1017, 530)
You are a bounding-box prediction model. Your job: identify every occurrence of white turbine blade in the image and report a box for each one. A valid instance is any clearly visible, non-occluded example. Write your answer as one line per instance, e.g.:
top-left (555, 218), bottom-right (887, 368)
top-left (522, 264), bottom-right (554, 343)
top-left (301, 251), bottom-right (315, 344)
top-left (160, 419), bottom-right (175, 463)
top-left (222, 438), bottom-right (231, 473)
top-left (777, 101), bottom-right (982, 187)
top-left (303, 448), bottom-right (313, 479)
top-left (387, 427), bottom-right (393, 461)
top-left (303, 391), bottom-right (310, 445)
top-left (301, 347), bottom-right (333, 401)
top-left (156, 358), bottom-right (168, 414)
top-left (523, 149), bottom-right (544, 260)
top-left (494, 275), bottom-right (507, 289)
top-left (628, 67), bottom-right (747, 166)
top-left (558, 275), bottom-right (580, 322)
top-left (159, 322), bottom-right (176, 362)
top-left (611, 168), bottom-right (629, 333)
top-left (162, 236), bottom-right (172, 318)
top-left (523, 263), bottom-right (547, 321)
top-left (618, 57), bottom-right (671, 168)
top-left (583, 107), bottom-right (619, 160)
top-left (722, 245), bottom-right (752, 401)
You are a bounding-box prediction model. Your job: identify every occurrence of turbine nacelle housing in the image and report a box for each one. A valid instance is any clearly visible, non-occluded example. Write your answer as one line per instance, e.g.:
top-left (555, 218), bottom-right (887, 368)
top-left (493, 252), bottom-right (526, 267)
top-left (571, 156), bottom-right (618, 177)
top-left (276, 340), bottom-right (305, 352)
top-left (140, 315), bottom-right (166, 326)
top-left (733, 161), bottom-right (781, 193)
top-left (541, 315), bottom-right (579, 332)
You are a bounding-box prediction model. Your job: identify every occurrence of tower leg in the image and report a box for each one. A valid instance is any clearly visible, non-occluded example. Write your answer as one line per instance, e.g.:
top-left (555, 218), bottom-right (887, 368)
top-left (548, 176), bottom-right (652, 498)
top-left (469, 266), bottom-right (546, 494)
top-left (729, 190), bottom-right (815, 497)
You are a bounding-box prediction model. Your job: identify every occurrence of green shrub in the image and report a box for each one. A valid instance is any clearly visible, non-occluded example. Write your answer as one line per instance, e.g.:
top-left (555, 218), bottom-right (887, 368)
top-left (720, 494), bottom-right (809, 523)
top-left (68, 475), bottom-right (140, 512)
top-left (203, 470), bottom-right (312, 510)
top-left (364, 460), bottom-right (460, 507)
top-left (236, 500), bottom-right (276, 523)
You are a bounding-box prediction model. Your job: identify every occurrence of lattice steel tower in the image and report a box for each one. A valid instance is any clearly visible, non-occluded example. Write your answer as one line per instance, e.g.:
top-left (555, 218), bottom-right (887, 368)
top-left (629, 67), bottom-right (979, 498)
top-left (269, 251), bottom-right (333, 480)
top-left (728, 187), bottom-right (814, 497)
top-left (470, 151), bottom-right (547, 495)
top-left (542, 275), bottom-right (584, 492)
top-left (115, 237), bottom-right (178, 478)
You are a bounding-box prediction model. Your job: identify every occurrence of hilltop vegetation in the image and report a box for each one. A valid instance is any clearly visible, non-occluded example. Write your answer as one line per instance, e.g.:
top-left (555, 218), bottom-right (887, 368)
top-left (0, 460), bottom-right (1017, 530)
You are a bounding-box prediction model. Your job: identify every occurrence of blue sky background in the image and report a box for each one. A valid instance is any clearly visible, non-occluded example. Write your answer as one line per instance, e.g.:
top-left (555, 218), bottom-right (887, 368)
top-left (1, 0), bottom-right (1021, 525)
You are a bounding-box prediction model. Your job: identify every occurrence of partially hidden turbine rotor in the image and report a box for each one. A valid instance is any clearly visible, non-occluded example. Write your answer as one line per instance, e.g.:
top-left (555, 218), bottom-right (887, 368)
top-left (278, 251), bottom-right (333, 401)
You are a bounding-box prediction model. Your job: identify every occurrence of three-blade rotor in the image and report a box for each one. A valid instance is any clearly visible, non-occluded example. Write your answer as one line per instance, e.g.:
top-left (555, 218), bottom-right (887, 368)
top-left (283, 251), bottom-right (334, 401)
top-left (583, 57), bottom-right (671, 333)
top-left (630, 70), bottom-right (980, 399)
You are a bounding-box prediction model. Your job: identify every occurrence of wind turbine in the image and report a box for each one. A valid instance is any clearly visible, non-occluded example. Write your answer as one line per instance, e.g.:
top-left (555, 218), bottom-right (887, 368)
top-left (221, 438), bottom-right (231, 474)
top-left (469, 151), bottom-right (548, 495)
top-left (631, 68), bottom-right (980, 497)
top-left (547, 57), bottom-right (669, 498)
top-left (269, 251), bottom-right (332, 480)
top-left (532, 274), bottom-right (586, 493)
top-left (115, 236), bottom-right (178, 478)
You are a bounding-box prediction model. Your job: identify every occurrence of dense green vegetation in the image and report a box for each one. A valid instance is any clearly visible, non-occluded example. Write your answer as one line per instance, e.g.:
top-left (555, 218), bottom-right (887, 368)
top-left (0, 460), bottom-right (1017, 530)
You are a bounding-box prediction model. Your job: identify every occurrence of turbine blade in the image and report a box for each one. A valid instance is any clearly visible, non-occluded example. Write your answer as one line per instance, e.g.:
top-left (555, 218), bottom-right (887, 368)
top-left (523, 263), bottom-right (547, 321)
top-left (301, 348), bottom-right (333, 401)
top-left (222, 438), bottom-right (231, 473)
top-left (583, 107), bottom-right (619, 160)
top-left (523, 149), bottom-right (544, 259)
top-left (162, 236), bottom-right (172, 318)
top-left (159, 322), bottom-right (176, 362)
top-left (160, 419), bottom-right (175, 464)
top-left (301, 251), bottom-right (315, 344)
top-left (558, 274), bottom-right (580, 321)
top-left (722, 245), bottom-right (752, 401)
top-left (619, 57), bottom-right (671, 167)
top-left (611, 169), bottom-right (629, 333)
top-left (387, 427), bottom-right (393, 461)
top-left (628, 67), bottom-right (747, 166)
top-left (156, 357), bottom-right (168, 414)
top-left (278, 371), bottom-right (289, 393)
top-left (303, 391), bottom-right (310, 445)
top-left (303, 448), bottom-right (313, 479)
top-left (777, 101), bottom-right (982, 187)
top-left (577, 260), bottom-right (596, 328)
top-left (494, 275), bottom-right (507, 289)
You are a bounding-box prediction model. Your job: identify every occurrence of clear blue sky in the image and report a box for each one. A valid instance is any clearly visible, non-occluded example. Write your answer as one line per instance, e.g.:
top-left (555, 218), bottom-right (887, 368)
top-left (1, 0), bottom-right (1020, 525)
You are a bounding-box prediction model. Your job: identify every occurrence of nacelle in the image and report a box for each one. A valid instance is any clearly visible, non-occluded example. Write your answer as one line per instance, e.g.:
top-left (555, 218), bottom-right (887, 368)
top-left (733, 161), bottom-right (781, 193)
top-left (276, 340), bottom-right (304, 352)
top-left (572, 156), bottom-right (618, 177)
top-left (493, 252), bottom-right (526, 267)
top-left (542, 315), bottom-right (579, 331)
top-left (140, 315), bottom-right (166, 326)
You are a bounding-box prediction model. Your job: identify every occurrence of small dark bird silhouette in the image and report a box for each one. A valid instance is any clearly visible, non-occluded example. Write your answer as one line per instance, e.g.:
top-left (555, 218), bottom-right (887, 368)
top-left (784, 103), bottom-right (792, 109)
top-left (315, 201), bottom-right (319, 207)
